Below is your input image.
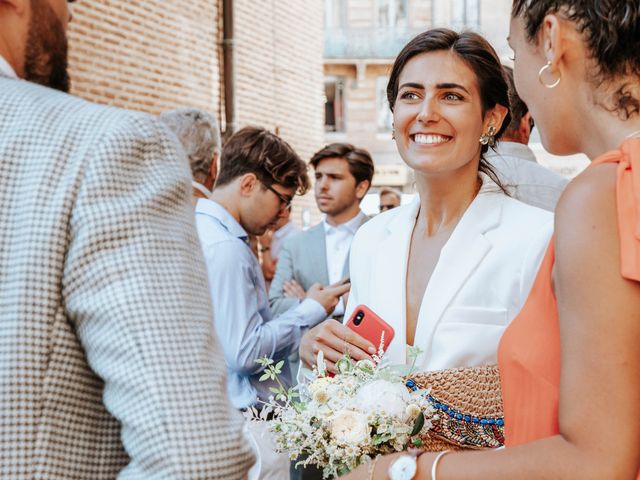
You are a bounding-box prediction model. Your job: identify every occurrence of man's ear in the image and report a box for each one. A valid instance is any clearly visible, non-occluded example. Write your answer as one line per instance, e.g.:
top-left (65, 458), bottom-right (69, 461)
top-left (355, 179), bottom-right (370, 200)
top-left (238, 173), bottom-right (258, 197)
top-left (0, 0), bottom-right (27, 13)
top-left (204, 154), bottom-right (218, 190)
top-left (519, 112), bottom-right (533, 143)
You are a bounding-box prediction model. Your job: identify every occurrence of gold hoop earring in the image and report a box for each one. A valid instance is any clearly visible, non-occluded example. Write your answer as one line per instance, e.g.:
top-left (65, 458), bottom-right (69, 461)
top-left (479, 125), bottom-right (497, 147)
top-left (538, 62), bottom-right (561, 89)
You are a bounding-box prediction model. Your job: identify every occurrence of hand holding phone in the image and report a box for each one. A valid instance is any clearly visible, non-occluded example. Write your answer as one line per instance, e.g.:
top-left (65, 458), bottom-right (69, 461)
top-left (345, 305), bottom-right (394, 353)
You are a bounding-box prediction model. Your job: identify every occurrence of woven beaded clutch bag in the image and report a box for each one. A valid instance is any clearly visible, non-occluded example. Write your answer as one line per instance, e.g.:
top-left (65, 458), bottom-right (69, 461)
top-left (409, 364), bottom-right (505, 451)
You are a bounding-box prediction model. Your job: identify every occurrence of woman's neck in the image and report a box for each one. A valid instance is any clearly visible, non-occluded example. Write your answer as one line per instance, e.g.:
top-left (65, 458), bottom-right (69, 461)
top-left (575, 100), bottom-right (640, 159)
top-left (414, 167), bottom-right (481, 237)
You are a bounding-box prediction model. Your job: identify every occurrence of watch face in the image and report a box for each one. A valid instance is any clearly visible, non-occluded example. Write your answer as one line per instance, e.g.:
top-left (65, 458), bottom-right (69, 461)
top-left (388, 455), bottom-right (417, 480)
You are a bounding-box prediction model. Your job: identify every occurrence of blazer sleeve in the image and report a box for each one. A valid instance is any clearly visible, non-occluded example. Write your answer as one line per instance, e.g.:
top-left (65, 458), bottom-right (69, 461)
top-left (62, 113), bottom-right (255, 479)
top-left (268, 236), bottom-right (301, 315)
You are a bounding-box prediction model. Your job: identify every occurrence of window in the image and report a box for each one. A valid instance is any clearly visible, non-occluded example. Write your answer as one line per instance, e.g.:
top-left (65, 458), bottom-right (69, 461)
top-left (376, 76), bottom-right (393, 132)
top-left (377, 0), bottom-right (408, 28)
top-left (451, 0), bottom-right (480, 30)
top-left (325, 0), bottom-right (347, 29)
top-left (325, 77), bottom-right (346, 133)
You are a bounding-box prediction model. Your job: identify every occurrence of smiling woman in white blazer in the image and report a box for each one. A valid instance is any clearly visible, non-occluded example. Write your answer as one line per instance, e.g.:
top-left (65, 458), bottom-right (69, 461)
top-left (344, 177), bottom-right (551, 371)
top-left (298, 29), bottom-right (552, 375)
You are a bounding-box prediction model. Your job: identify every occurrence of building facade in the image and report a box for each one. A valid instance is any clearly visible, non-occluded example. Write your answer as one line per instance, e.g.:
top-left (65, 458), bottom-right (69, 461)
top-left (324, 0), bottom-right (514, 193)
top-left (67, 0), bottom-right (324, 224)
top-left (323, 0), bottom-right (586, 199)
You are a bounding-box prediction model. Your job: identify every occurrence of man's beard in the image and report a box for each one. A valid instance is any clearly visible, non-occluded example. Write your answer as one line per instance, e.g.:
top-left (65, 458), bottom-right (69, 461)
top-left (23, 0), bottom-right (70, 93)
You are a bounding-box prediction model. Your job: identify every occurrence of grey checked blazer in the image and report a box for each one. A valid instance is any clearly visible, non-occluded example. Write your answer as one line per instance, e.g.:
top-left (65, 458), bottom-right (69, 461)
top-left (0, 77), bottom-right (254, 479)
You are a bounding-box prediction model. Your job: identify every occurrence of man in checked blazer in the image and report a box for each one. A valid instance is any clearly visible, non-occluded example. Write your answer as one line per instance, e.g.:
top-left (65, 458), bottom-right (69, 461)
top-left (0, 1), bottom-right (254, 478)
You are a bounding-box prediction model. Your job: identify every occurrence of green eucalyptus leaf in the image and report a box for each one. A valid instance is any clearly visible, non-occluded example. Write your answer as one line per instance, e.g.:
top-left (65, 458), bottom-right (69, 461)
top-left (410, 412), bottom-right (425, 436)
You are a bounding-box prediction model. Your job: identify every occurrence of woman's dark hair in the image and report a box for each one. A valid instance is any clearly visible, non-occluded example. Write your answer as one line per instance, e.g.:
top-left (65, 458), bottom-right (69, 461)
top-left (512, 0), bottom-right (640, 119)
top-left (216, 126), bottom-right (310, 195)
top-left (386, 28), bottom-right (511, 193)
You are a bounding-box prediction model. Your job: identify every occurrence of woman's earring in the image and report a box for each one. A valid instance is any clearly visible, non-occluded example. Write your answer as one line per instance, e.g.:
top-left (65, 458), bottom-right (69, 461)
top-left (538, 61), bottom-right (561, 89)
top-left (479, 125), bottom-right (497, 147)
top-left (391, 123), bottom-right (395, 140)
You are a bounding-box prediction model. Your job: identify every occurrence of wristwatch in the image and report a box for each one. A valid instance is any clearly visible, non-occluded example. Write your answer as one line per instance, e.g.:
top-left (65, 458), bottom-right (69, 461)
top-left (388, 449), bottom-right (422, 480)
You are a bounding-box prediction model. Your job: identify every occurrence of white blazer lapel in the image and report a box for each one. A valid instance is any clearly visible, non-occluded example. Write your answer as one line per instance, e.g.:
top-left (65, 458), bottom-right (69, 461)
top-left (413, 188), bottom-right (503, 368)
top-left (370, 198), bottom-right (420, 364)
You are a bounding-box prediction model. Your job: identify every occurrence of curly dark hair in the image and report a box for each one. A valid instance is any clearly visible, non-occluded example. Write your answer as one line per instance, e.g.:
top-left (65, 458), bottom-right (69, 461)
top-left (386, 28), bottom-right (511, 193)
top-left (215, 126), bottom-right (310, 195)
top-left (512, 0), bottom-right (640, 119)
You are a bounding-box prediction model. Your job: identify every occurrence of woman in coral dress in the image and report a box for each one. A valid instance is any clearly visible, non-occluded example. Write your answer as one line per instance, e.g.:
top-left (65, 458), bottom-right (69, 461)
top-left (344, 1), bottom-right (640, 478)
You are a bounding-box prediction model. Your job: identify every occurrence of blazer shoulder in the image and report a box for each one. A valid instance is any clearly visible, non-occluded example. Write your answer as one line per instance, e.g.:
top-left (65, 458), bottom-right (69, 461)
top-left (354, 203), bottom-right (409, 237)
top-left (499, 193), bottom-right (553, 227)
top-left (1, 78), bottom-right (169, 143)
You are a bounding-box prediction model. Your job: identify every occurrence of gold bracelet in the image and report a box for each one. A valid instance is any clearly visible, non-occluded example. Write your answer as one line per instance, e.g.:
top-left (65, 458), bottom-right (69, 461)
top-left (431, 450), bottom-right (452, 480)
top-left (368, 456), bottom-right (380, 480)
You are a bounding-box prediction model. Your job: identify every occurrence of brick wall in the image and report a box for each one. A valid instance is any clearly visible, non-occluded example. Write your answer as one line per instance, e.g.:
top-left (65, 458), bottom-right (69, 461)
top-left (234, 0), bottom-right (325, 223)
top-left (67, 0), bottom-right (324, 225)
top-left (67, 1), bottom-right (221, 116)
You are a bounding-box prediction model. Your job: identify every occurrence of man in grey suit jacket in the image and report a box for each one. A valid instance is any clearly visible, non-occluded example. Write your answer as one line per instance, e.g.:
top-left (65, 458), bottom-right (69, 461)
top-left (0, 1), bottom-right (254, 478)
top-left (269, 143), bottom-right (373, 320)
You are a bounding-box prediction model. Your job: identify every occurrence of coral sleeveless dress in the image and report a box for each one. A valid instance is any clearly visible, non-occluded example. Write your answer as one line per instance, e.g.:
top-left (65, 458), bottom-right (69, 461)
top-left (498, 139), bottom-right (640, 470)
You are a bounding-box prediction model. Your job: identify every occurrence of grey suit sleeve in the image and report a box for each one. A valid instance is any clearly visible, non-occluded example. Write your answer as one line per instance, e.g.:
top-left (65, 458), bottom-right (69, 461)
top-left (268, 236), bottom-right (301, 315)
top-left (63, 113), bottom-right (255, 479)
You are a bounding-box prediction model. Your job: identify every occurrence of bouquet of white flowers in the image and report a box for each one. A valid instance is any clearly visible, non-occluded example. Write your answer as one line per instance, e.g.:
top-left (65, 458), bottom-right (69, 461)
top-left (249, 346), bottom-right (436, 478)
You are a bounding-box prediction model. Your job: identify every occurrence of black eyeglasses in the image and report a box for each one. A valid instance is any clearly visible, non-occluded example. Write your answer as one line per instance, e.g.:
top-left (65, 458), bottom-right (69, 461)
top-left (379, 204), bottom-right (397, 212)
top-left (259, 180), bottom-right (293, 212)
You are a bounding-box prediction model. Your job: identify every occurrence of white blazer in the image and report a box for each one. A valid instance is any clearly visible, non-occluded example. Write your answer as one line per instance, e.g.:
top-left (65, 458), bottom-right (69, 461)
top-left (345, 178), bottom-right (553, 371)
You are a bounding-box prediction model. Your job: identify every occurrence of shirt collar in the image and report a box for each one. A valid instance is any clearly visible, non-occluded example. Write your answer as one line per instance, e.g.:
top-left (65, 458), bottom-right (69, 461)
top-left (195, 198), bottom-right (248, 240)
top-left (491, 141), bottom-right (537, 163)
top-left (273, 221), bottom-right (296, 239)
top-left (0, 55), bottom-right (18, 79)
top-left (192, 181), bottom-right (212, 199)
top-left (323, 210), bottom-right (366, 235)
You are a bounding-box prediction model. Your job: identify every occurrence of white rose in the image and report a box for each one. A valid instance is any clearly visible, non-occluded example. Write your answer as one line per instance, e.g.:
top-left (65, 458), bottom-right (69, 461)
top-left (313, 389), bottom-right (329, 404)
top-left (308, 376), bottom-right (334, 394)
top-left (355, 380), bottom-right (411, 418)
top-left (331, 410), bottom-right (371, 445)
top-left (405, 403), bottom-right (421, 419)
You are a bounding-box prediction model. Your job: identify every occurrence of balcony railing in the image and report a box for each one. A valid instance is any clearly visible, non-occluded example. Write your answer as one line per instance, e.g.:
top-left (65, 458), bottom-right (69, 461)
top-left (324, 27), bottom-right (425, 59)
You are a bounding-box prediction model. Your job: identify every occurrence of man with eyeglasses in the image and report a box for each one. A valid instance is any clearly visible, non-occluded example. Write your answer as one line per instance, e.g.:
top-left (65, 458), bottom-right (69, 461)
top-left (195, 127), bottom-right (349, 412)
top-left (379, 187), bottom-right (402, 213)
top-left (485, 65), bottom-right (568, 212)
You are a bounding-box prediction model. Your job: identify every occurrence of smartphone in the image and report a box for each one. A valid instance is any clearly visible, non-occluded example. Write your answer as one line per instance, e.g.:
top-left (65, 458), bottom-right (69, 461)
top-left (345, 305), bottom-right (395, 353)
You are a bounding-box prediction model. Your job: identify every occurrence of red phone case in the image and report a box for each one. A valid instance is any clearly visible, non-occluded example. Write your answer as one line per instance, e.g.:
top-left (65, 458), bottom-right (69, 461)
top-left (345, 305), bottom-right (395, 352)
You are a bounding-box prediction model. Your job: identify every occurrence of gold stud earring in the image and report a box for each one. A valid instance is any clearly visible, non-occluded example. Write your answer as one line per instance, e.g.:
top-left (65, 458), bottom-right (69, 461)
top-left (479, 125), bottom-right (497, 147)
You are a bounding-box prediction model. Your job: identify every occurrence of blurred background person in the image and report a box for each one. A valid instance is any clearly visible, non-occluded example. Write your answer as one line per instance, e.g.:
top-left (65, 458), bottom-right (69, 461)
top-left (269, 143), bottom-right (374, 321)
top-left (160, 107), bottom-right (221, 203)
top-left (378, 187), bottom-right (402, 213)
top-left (486, 65), bottom-right (568, 211)
top-left (259, 207), bottom-right (300, 291)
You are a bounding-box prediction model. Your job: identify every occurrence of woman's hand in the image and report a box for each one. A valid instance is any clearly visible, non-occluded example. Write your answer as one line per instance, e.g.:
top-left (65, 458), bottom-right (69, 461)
top-left (299, 318), bottom-right (376, 372)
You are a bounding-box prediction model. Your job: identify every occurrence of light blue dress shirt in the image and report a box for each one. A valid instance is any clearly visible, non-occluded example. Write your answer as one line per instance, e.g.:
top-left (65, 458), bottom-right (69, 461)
top-left (195, 199), bottom-right (327, 409)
